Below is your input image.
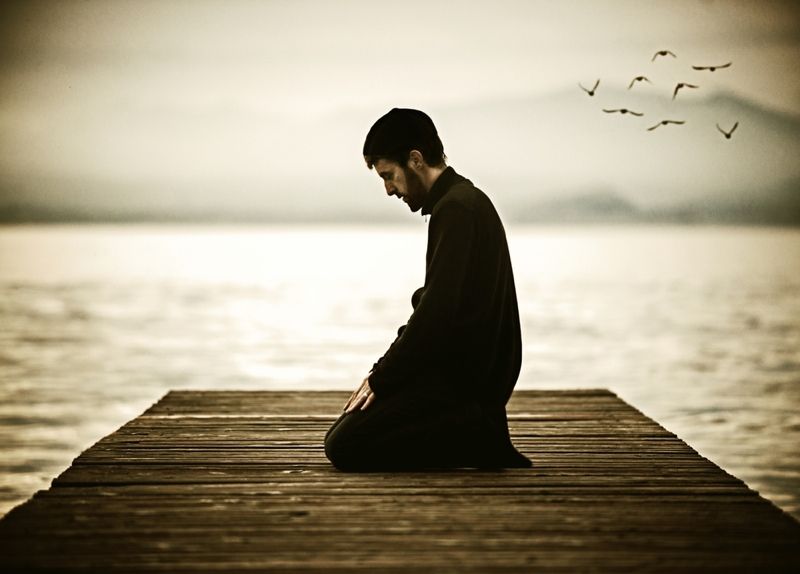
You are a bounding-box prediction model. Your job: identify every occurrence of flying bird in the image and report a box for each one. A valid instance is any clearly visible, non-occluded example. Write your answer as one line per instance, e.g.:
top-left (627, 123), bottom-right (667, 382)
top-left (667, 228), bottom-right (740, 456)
top-left (652, 50), bottom-right (676, 61)
top-left (692, 62), bottom-right (732, 72)
top-left (716, 121), bottom-right (739, 139)
top-left (579, 79), bottom-right (600, 96)
top-left (672, 82), bottom-right (699, 100)
top-left (647, 120), bottom-right (686, 131)
top-left (603, 108), bottom-right (644, 116)
top-left (628, 76), bottom-right (652, 89)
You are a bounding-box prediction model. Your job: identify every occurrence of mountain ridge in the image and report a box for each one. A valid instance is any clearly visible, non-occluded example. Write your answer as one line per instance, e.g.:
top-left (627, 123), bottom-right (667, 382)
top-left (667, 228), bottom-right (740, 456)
top-left (1, 87), bottom-right (798, 225)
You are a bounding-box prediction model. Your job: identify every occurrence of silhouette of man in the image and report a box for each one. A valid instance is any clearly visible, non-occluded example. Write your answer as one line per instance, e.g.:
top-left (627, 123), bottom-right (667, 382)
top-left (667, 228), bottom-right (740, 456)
top-left (324, 108), bottom-right (531, 471)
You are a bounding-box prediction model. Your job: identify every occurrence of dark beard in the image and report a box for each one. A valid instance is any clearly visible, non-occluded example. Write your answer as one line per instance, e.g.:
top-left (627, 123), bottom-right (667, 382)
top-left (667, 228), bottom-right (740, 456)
top-left (402, 166), bottom-right (426, 212)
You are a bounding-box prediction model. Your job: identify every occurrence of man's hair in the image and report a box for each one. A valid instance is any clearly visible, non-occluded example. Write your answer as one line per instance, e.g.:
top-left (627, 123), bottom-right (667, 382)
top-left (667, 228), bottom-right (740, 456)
top-left (363, 108), bottom-right (446, 169)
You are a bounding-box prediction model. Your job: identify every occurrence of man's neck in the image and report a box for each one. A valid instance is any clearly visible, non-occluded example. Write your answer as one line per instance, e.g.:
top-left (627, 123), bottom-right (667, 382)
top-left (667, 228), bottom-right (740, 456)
top-left (421, 164), bottom-right (447, 193)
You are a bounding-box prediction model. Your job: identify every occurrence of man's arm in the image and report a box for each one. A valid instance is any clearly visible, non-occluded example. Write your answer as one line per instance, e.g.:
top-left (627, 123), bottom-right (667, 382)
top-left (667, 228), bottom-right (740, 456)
top-left (368, 202), bottom-right (476, 396)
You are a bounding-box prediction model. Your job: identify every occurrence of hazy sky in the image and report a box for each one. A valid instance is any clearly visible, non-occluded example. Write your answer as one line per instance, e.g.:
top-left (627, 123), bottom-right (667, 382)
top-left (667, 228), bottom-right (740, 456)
top-left (1, 0), bottom-right (799, 219)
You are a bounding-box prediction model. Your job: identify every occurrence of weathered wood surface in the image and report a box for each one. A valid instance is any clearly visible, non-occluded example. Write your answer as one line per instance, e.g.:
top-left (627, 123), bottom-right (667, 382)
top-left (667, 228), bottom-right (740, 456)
top-left (1, 389), bottom-right (798, 573)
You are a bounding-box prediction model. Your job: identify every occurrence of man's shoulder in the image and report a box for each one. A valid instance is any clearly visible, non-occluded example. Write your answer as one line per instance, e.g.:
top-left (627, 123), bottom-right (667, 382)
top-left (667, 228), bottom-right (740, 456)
top-left (434, 177), bottom-right (491, 215)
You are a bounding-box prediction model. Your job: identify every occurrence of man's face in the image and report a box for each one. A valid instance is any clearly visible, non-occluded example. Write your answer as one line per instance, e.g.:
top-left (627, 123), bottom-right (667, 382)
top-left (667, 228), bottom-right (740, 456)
top-left (374, 158), bottom-right (427, 213)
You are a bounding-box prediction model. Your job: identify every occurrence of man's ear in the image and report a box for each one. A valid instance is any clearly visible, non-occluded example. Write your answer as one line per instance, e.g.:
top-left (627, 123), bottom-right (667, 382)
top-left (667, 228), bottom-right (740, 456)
top-left (407, 150), bottom-right (424, 171)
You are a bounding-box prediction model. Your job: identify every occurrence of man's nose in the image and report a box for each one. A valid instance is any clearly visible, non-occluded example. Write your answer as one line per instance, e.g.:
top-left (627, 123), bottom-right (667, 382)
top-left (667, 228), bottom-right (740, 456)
top-left (385, 181), bottom-right (394, 196)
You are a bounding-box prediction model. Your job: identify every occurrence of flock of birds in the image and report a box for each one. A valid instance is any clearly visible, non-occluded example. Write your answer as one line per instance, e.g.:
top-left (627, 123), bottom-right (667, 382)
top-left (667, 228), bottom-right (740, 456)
top-left (579, 50), bottom-right (739, 138)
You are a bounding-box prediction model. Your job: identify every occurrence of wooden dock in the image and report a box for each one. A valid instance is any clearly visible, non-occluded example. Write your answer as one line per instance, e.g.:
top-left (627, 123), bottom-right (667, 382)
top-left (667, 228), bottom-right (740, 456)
top-left (1, 389), bottom-right (799, 572)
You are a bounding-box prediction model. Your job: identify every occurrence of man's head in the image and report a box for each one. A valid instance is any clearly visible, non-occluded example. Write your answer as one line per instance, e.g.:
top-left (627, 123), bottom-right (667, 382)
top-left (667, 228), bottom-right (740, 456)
top-left (363, 108), bottom-right (446, 212)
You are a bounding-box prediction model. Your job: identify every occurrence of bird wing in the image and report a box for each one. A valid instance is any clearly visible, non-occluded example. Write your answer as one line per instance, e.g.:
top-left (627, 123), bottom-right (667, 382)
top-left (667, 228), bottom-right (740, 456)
top-left (718, 62), bottom-right (732, 69)
top-left (628, 78), bottom-right (635, 89)
top-left (602, 109), bottom-right (620, 113)
top-left (730, 121), bottom-right (739, 133)
top-left (672, 85), bottom-right (680, 99)
top-left (593, 79), bottom-right (600, 90)
top-left (692, 65), bottom-right (707, 70)
top-left (578, 82), bottom-right (589, 93)
top-left (667, 51), bottom-right (676, 57)
top-left (651, 52), bottom-right (658, 61)
top-left (667, 120), bottom-right (686, 125)
top-left (716, 123), bottom-right (725, 134)
top-left (686, 83), bottom-right (699, 88)
top-left (630, 111), bottom-right (644, 116)
top-left (644, 76), bottom-right (652, 83)
top-left (647, 123), bottom-right (661, 131)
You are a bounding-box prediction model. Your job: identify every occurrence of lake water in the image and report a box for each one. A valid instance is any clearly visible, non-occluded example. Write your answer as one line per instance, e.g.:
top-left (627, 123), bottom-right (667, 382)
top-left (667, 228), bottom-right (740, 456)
top-left (1, 224), bottom-right (799, 519)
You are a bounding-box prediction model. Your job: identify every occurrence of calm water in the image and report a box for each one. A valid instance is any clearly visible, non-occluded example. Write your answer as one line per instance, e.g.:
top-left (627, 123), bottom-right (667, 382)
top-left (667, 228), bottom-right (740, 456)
top-left (1, 224), bottom-right (799, 519)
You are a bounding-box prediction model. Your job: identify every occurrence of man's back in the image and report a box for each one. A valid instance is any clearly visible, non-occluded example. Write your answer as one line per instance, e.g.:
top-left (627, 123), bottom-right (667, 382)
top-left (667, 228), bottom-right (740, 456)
top-left (427, 171), bottom-right (522, 409)
top-left (367, 167), bottom-right (522, 409)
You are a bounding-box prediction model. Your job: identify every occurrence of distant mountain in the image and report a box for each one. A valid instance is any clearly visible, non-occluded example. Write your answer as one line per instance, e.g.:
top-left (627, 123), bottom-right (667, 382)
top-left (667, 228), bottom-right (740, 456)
top-left (652, 177), bottom-right (800, 225)
top-left (508, 190), bottom-right (641, 224)
top-left (499, 177), bottom-right (800, 226)
top-left (1, 87), bottom-right (799, 224)
top-left (431, 87), bottom-right (800, 225)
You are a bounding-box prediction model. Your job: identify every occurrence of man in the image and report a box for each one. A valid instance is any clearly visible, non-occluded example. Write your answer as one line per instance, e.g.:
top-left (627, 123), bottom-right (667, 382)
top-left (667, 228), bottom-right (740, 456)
top-left (324, 108), bottom-right (531, 471)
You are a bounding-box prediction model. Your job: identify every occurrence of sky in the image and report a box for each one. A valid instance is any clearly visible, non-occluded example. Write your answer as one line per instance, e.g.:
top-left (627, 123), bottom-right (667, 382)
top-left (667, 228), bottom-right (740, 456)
top-left (0, 0), bottom-right (799, 221)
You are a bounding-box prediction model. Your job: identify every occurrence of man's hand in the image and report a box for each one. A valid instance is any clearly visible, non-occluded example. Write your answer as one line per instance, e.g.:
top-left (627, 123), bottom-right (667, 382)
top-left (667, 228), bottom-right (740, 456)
top-left (344, 374), bottom-right (376, 413)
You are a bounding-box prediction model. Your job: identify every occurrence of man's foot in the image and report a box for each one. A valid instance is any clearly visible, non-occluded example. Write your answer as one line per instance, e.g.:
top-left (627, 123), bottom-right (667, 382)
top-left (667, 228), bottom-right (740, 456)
top-left (465, 441), bottom-right (532, 469)
top-left (500, 444), bottom-right (533, 468)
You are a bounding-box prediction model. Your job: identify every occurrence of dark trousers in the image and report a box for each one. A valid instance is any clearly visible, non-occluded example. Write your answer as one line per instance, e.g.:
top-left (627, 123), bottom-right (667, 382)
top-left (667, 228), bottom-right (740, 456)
top-left (324, 385), bottom-right (531, 471)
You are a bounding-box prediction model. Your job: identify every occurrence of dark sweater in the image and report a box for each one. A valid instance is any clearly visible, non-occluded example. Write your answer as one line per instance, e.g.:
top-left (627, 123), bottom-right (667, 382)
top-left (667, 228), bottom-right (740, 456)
top-left (368, 167), bottom-right (522, 410)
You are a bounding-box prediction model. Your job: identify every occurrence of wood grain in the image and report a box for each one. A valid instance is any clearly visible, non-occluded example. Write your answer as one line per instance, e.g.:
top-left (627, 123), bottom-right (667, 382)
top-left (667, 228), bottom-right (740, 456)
top-left (1, 390), bottom-right (798, 573)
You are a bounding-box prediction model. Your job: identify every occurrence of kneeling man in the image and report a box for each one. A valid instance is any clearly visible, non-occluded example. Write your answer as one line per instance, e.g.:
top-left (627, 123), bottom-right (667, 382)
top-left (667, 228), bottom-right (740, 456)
top-left (325, 108), bottom-right (531, 471)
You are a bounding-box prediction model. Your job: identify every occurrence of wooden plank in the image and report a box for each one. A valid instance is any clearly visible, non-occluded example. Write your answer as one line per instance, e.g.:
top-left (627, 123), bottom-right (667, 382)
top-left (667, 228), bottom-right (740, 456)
top-left (1, 390), bottom-right (799, 573)
top-left (140, 389), bottom-right (621, 416)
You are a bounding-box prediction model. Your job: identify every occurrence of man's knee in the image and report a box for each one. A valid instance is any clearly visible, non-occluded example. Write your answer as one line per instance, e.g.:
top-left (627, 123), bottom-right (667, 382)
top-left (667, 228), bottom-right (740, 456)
top-left (323, 427), bottom-right (346, 470)
top-left (324, 415), bottom-right (365, 472)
